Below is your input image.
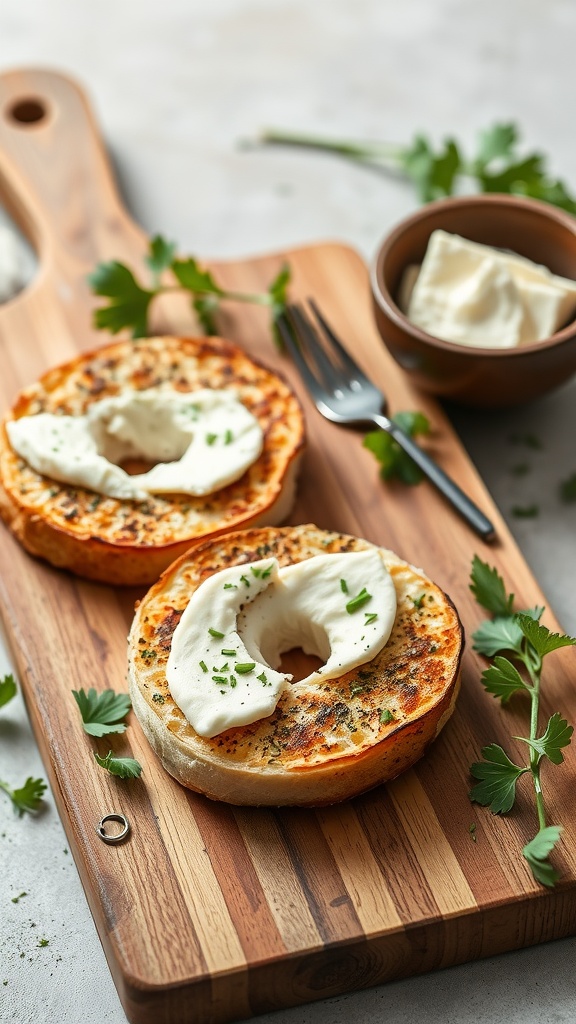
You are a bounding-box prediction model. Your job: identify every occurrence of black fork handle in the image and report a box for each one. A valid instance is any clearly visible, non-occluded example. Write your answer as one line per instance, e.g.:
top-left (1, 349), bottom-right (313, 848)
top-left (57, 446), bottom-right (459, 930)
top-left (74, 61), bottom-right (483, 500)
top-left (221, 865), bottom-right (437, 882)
top-left (373, 414), bottom-right (496, 541)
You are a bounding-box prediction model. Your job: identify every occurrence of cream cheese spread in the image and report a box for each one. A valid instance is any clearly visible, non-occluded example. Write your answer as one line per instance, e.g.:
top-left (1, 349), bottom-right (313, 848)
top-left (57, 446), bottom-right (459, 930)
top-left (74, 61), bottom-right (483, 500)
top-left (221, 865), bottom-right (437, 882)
top-left (166, 550), bottom-right (397, 738)
top-left (6, 388), bottom-right (263, 500)
top-left (402, 229), bottom-right (576, 348)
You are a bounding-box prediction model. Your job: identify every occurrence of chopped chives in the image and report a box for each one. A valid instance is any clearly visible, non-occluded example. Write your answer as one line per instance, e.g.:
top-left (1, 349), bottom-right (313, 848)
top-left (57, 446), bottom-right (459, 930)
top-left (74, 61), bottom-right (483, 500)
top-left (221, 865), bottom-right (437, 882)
top-left (224, 429), bottom-right (234, 445)
top-left (240, 574), bottom-right (251, 587)
top-left (235, 662), bottom-right (256, 674)
top-left (212, 675), bottom-right (228, 684)
top-left (199, 660), bottom-right (208, 673)
top-left (257, 672), bottom-right (268, 685)
top-left (224, 583), bottom-right (238, 590)
top-left (205, 433), bottom-right (217, 445)
top-left (379, 708), bottom-right (395, 724)
top-left (213, 663), bottom-right (229, 672)
top-left (340, 578), bottom-right (348, 594)
top-left (365, 612), bottom-right (378, 624)
top-left (230, 675), bottom-right (237, 688)
top-left (221, 649), bottom-right (236, 656)
top-left (250, 566), bottom-right (262, 577)
top-left (208, 627), bottom-right (225, 638)
top-left (345, 588), bottom-right (372, 614)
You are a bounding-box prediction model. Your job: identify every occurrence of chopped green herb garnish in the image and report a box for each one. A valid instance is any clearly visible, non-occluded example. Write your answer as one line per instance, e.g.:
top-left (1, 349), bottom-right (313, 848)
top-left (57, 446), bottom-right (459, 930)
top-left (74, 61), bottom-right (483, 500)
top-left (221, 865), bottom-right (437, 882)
top-left (205, 433), bottom-right (217, 446)
top-left (412, 594), bottom-right (426, 609)
top-left (261, 564), bottom-right (274, 578)
top-left (221, 649), bottom-right (236, 656)
top-left (199, 660), bottom-right (208, 673)
top-left (250, 566), bottom-right (262, 577)
top-left (224, 583), bottom-right (238, 590)
top-left (511, 504), bottom-right (539, 518)
top-left (235, 662), bottom-right (256, 674)
top-left (340, 578), bottom-right (348, 594)
top-left (346, 588), bottom-right (372, 614)
top-left (379, 708), bottom-right (395, 724)
top-left (240, 574), bottom-right (251, 587)
top-left (212, 675), bottom-right (228, 684)
top-left (208, 627), bottom-right (225, 638)
top-left (257, 672), bottom-right (269, 685)
top-left (224, 429), bottom-right (234, 445)
top-left (214, 663), bottom-right (229, 672)
top-left (230, 675), bottom-right (237, 688)
top-left (365, 612), bottom-right (378, 624)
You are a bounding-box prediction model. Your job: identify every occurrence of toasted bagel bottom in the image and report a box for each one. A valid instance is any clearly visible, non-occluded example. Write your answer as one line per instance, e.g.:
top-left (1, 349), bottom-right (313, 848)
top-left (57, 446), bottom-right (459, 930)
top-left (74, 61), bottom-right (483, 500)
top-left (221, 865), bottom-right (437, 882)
top-left (128, 524), bottom-right (464, 806)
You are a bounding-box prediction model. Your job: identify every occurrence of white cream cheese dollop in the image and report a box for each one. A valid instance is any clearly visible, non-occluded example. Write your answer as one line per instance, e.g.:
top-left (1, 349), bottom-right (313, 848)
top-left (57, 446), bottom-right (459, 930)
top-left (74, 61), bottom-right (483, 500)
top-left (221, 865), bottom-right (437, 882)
top-left (166, 550), bottom-right (397, 739)
top-left (6, 388), bottom-right (263, 500)
top-left (402, 229), bottom-right (576, 348)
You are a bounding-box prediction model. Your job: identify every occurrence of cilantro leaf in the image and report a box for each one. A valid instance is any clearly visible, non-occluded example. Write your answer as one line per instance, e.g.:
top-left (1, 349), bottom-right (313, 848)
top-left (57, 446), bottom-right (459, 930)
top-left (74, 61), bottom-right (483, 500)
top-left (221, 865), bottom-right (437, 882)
top-left (469, 743), bottom-right (528, 813)
top-left (193, 294), bottom-right (220, 334)
top-left (469, 556), bottom-right (514, 617)
top-left (515, 176), bottom-right (576, 215)
top-left (523, 826), bottom-right (563, 887)
top-left (268, 263), bottom-right (291, 319)
top-left (401, 135), bottom-right (461, 202)
top-left (472, 615), bottom-right (525, 658)
top-left (171, 257), bottom-right (223, 296)
top-left (0, 673), bottom-right (17, 709)
top-left (474, 122), bottom-right (518, 166)
top-left (88, 261), bottom-right (154, 338)
top-left (363, 411), bottom-right (430, 485)
top-left (146, 234), bottom-right (176, 280)
top-left (0, 776), bottom-right (47, 816)
top-left (94, 750), bottom-right (142, 779)
top-left (515, 614), bottom-right (576, 658)
top-left (481, 656), bottom-right (529, 703)
top-left (517, 712), bottom-right (574, 766)
top-left (268, 263), bottom-right (291, 346)
top-left (72, 687), bottom-right (132, 738)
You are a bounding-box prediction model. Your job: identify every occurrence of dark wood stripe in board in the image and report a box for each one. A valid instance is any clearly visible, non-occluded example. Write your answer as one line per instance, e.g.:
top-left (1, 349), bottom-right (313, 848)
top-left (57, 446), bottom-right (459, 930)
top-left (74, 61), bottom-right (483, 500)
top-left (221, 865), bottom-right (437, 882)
top-left (274, 807), bottom-right (365, 944)
top-left (354, 784), bottom-right (443, 925)
top-left (188, 793), bottom-right (288, 962)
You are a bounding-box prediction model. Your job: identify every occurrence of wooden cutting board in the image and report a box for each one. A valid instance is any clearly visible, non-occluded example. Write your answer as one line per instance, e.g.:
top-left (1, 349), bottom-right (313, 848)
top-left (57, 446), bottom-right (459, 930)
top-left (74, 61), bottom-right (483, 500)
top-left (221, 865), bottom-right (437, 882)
top-left (1, 69), bottom-right (575, 1024)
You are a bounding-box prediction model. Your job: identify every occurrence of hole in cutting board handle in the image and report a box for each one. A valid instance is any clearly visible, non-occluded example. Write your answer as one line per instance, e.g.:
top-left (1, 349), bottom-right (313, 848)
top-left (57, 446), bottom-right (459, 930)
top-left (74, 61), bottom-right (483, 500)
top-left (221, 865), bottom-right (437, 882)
top-left (6, 97), bottom-right (48, 125)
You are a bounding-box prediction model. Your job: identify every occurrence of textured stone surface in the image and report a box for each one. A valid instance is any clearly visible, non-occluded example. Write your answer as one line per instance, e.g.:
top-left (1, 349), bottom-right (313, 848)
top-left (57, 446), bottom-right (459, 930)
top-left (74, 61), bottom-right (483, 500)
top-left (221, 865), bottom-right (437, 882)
top-left (1, 1), bottom-right (576, 1021)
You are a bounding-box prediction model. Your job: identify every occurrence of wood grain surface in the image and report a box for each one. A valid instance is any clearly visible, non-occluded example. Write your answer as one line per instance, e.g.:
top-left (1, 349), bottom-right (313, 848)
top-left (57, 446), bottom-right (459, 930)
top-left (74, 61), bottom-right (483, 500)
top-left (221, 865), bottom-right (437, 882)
top-left (1, 69), bottom-right (575, 1024)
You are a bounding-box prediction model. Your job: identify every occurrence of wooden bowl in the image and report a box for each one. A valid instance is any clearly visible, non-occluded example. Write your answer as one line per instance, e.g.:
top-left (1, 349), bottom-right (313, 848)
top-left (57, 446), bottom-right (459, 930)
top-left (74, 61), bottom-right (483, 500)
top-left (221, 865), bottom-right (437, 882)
top-left (370, 194), bottom-right (576, 407)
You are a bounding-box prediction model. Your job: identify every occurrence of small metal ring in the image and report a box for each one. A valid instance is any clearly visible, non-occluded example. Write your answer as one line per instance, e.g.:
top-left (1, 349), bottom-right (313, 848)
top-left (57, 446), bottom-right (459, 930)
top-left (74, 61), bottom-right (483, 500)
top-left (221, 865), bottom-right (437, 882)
top-left (96, 813), bottom-right (130, 845)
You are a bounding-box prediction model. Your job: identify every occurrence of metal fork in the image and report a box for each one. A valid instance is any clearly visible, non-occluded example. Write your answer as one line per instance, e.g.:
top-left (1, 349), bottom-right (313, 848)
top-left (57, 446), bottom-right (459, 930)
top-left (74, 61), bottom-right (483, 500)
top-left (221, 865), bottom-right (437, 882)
top-left (277, 300), bottom-right (495, 541)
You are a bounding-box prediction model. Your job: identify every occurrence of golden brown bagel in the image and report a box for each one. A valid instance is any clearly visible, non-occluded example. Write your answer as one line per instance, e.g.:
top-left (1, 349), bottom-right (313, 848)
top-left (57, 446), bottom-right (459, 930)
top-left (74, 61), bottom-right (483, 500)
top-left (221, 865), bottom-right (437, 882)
top-left (128, 524), bottom-right (464, 806)
top-left (0, 336), bottom-right (304, 585)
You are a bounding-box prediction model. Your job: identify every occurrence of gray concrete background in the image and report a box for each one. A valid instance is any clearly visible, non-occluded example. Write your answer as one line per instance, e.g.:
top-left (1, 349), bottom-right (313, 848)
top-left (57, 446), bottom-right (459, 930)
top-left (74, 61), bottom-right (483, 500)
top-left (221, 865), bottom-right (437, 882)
top-left (1, 1), bottom-right (576, 1021)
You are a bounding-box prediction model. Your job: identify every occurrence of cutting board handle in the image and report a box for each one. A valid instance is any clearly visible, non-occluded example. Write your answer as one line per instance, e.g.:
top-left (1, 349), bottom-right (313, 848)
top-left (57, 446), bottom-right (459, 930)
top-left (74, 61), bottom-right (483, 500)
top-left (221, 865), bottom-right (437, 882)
top-left (0, 67), bottom-right (145, 265)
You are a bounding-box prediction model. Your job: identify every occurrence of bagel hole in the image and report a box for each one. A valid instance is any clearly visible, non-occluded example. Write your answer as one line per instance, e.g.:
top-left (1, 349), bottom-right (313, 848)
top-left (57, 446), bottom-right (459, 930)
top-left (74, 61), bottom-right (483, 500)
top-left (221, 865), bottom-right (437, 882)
top-left (119, 457), bottom-right (158, 475)
top-left (278, 648), bottom-right (325, 683)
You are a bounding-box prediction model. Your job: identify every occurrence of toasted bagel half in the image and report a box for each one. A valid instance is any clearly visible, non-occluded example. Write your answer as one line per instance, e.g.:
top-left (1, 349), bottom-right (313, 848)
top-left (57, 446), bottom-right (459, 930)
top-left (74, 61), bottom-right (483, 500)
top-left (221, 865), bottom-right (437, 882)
top-left (0, 337), bottom-right (304, 585)
top-left (128, 524), bottom-right (464, 806)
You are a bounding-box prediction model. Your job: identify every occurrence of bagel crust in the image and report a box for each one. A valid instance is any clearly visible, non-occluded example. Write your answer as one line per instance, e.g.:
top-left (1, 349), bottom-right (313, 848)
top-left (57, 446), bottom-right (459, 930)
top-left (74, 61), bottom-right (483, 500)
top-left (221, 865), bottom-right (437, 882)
top-left (0, 337), bottom-right (304, 585)
top-left (128, 524), bottom-right (464, 806)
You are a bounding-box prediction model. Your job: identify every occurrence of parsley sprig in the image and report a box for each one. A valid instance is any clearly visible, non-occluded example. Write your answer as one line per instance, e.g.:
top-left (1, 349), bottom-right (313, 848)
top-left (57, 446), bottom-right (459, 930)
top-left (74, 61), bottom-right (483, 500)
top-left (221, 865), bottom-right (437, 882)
top-left (468, 556), bottom-right (575, 886)
top-left (88, 235), bottom-right (290, 346)
top-left (364, 411), bottom-right (430, 485)
top-left (259, 123), bottom-right (576, 212)
top-left (0, 674), bottom-right (46, 816)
